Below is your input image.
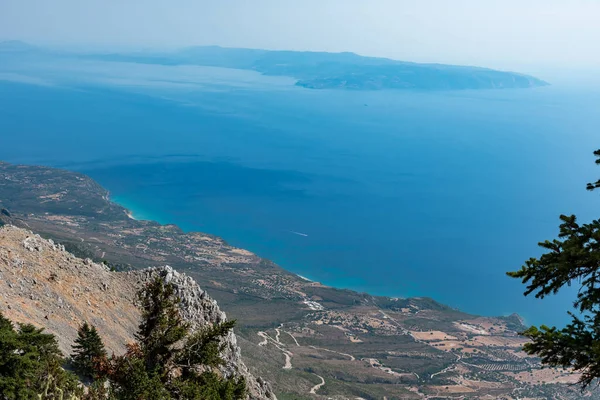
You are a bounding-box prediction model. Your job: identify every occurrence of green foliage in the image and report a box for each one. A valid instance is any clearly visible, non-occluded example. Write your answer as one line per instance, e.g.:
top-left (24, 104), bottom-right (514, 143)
top-left (71, 322), bottom-right (107, 381)
top-left (508, 149), bottom-right (600, 388)
top-left (0, 277), bottom-right (248, 399)
top-left (0, 312), bottom-right (82, 399)
top-left (104, 345), bottom-right (171, 400)
top-left (508, 214), bottom-right (600, 305)
top-left (178, 320), bottom-right (236, 371)
top-left (170, 371), bottom-right (246, 400)
top-left (100, 278), bottom-right (247, 399)
top-left (82, 379), bottom-right (110, 400)
top-left (136, 277), bottom-right (189, 375)
top-left (586, 149), bottom-right (600, 191)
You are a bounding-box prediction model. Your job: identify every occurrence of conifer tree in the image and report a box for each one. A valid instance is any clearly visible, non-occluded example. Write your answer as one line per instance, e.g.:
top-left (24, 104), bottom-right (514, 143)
top-left (508, 149), bottom-right (600, 388)
top-left (135, 277), bottom-right (189, 375)
top-left (71, 322), bottom-right (107, 380)
top-left (103, 278), bottom-right (247, 399)
top-left (0, 312), bottom-right (82, 399)
top-left (586, 149), bottom-right (600, 191)
top-left (177, 319), bottom-right (237, 372)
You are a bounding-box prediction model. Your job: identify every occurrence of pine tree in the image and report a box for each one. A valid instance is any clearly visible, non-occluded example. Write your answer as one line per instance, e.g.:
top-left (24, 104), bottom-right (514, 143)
top-left (508, 149), bottom-right (600, 388)
top-left (177, 319), bottom-right (237, 372)
top-left (586, 149), bottom-right (600, 191)
top-left (135, 277), bottom-right (189, 375)
top-left (103, 278), bottom-right (247, 399)
top-left (71, 321), bottom-right (107, 380)
top-left (103, 343), bottom-right (171, 400)
top-left (0, 312), bottom-right (82, 399)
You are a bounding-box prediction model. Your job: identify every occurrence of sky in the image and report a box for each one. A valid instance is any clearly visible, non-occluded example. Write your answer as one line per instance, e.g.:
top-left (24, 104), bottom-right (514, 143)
top-left (1, 0), bottom-right (599, 73)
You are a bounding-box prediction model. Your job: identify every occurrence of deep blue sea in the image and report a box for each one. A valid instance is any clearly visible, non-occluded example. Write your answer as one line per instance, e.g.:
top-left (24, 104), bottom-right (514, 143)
top-left (1, 58), bottom-right (599, 326)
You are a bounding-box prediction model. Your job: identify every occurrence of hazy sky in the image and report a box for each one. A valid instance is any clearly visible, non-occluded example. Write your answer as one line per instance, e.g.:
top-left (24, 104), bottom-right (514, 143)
top-left (1, 0), bottom-right (599, 71)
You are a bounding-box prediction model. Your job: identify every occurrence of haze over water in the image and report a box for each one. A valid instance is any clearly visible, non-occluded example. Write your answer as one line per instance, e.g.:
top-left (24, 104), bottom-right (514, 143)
top-left (1, 58), bottom-right (599, 326)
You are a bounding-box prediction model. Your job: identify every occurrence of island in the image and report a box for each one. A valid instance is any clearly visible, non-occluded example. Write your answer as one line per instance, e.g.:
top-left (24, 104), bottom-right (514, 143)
top-left (93, 46), bottom-right (549, 91)
top-left (0, 41), bottom-right (549, 91)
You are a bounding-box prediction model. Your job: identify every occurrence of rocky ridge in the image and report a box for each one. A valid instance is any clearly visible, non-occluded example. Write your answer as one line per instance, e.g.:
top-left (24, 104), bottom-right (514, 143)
top-left (0, 224), bottom-right (275, 400)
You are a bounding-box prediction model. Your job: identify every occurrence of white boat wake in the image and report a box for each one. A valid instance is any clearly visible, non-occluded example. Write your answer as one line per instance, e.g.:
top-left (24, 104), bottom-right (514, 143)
top-left (289, 231), bottom-right (308, 237)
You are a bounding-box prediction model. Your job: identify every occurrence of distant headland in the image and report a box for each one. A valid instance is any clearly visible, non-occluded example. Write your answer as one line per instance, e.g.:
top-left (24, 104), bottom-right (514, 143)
top-left (0, 40), bottom-right (549, 91)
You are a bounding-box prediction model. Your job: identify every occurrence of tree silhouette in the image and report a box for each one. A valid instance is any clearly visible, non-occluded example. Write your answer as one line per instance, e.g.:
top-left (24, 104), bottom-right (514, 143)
top-left (0, 312), bottom-right (81, 399)
top-left (508, 149), bottom-right (600, 387)
top-left (71, 322), bottom-right (107, 381)
top-left (101, 278), bottom-right (246, 399)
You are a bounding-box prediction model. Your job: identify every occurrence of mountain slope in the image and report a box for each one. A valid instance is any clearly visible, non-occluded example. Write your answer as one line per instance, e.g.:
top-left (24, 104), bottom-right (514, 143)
top-left (0, 225), bottom-right (275, 400)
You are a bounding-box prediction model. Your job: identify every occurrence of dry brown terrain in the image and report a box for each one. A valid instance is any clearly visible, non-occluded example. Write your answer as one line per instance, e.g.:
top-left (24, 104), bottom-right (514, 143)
top-left (0, 225), bottom-right (140, 354)
top-left (0, 225), bottom-right (275, 399)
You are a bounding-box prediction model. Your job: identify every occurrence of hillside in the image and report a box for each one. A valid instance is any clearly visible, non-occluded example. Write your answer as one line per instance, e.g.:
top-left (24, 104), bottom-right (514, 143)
top-left (0, 161), bottom-right (596, 399)
top-left (0, 225), bottom-right (275, 399)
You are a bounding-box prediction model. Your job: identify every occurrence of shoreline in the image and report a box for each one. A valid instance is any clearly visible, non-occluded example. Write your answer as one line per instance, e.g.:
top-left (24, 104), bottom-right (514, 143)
top-left (108, 194), bottom-right (527, 323)
top-left (296, 274), bottom-right (313, 282)
top-left (113, 197), bottom-right (347, 291)
top-left (110, 195), bottom-right (396, 293)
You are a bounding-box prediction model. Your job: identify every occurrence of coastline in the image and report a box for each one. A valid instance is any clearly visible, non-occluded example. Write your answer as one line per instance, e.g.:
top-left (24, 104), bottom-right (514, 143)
top-left (0, 158), bottom-right (534, 326)
top-left (112, 195), bottom-right (320, 281)
top-left (110, 195), bottom-right (165, 224)
top-left (107, 194), bottom-right (527, 323)
top-left (296, 274), bottom-right (313, 282)
top-left (109, 195), bottom-right (391, 292)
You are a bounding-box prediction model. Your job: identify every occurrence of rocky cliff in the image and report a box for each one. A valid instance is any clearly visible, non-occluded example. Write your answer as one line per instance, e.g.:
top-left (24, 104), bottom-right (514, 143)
top-left (0, 224), bottom-right (275, 400)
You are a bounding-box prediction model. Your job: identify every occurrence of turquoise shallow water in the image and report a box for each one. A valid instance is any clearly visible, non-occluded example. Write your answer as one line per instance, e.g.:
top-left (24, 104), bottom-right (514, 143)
top-left (1, 59), bottom-right (599, 327)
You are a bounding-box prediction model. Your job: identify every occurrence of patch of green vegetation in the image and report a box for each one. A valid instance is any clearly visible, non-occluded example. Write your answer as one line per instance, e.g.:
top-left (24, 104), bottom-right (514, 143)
top-left (100, 277), bottom-right (246, 399)
top-left (508, 149), bottom-right (600, 389)
top-left (0, 312), bottom-right (82, 399)
top-left (0, 279), bottom-right (250, 399)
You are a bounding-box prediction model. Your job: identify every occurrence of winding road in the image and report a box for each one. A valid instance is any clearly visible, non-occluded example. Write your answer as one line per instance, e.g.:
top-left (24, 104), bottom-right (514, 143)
top-left (309, 374), bottom-right (325, 394)
top-left (257, 330), bottom-right (293, 369)
top-left (309, 345), bottom-right (355, 361)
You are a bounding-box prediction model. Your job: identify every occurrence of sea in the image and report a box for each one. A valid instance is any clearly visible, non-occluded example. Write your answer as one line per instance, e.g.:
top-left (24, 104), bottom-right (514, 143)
top-left (1, 56), bottom-right (599, 327)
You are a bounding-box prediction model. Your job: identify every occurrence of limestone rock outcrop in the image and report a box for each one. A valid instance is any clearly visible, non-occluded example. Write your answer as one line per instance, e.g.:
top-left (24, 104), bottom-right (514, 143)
top-left (0, 225), bottom-right (275, 400)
